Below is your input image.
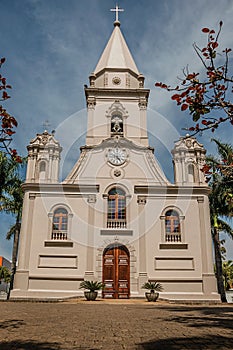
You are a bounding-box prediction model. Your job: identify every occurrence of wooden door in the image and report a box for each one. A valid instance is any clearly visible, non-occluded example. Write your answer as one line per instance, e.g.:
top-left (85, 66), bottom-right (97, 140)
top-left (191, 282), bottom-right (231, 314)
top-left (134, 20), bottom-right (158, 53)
top-left (102, 245), bottom-right (130, 299)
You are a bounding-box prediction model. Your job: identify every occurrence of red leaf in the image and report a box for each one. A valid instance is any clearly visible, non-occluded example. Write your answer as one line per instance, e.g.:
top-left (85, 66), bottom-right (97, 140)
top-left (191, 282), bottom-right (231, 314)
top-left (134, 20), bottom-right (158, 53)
top-left (189, 127), bottom-right (195, 131)
top-left (201, 120), bottom-right (208, 125)
top-left (211, 42), bottom-right (218, 49)
top-left (2, 91), bottom-right (10, 99)
top-left (0, 57), bottom-right (6, 65)
top-left (186, 97), bottom-right (193, 104)
top-left (210, 30), bottom-right (215, 34)
top-left (11, 117), bottom-right (18, 127)
top-left (5, 129), bottom-right (15, 136)
top-left (181, 104), bottom-right (188, 111)
top-left (10, 149), bottom-right (17, 156)
top-left (155, 82), bottom-right (162, 87)
top-left (186, 74), bottom-right (195, 80)
top-left (202, 28), bottom-right (210, 33)
top-left (201, 164), bottom-right (211, 173)
top-left (15, 156), bottom-right (22, 163)
top-left (171, 94), bottom-right (180, 100)
top-left (180, 91), bottom-right (188, 98)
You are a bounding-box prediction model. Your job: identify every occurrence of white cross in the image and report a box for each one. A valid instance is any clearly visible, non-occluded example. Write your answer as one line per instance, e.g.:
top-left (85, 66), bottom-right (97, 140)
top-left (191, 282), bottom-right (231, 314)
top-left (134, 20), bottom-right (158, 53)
top-left (110, 4), bottom-right (124, 22)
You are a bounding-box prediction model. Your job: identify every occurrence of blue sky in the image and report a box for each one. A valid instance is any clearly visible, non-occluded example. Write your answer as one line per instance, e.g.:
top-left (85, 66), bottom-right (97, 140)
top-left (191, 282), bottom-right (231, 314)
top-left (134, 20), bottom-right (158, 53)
top-left (0, 0), bottom-right (233, 261)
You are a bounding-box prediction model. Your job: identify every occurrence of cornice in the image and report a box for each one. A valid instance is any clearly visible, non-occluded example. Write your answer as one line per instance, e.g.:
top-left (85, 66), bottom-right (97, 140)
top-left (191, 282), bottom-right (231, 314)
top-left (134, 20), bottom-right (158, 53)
top-left (85, 87), bottom-right (150, 99)
top-left (94, 67), bottom-right (140, 79)
top-left (22, 183), bottom-right (99, 193)
top-left (80, 137), bottom-right (154, 153)
top-left (134, 185), bottom-right (210, 196)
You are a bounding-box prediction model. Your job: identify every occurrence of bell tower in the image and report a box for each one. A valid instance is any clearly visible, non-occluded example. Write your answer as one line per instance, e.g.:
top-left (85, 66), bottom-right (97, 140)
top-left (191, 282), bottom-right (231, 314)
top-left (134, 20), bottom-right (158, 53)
top-left (85, 10), bottom-right (149, 147)
top-left (172, 136), bottom-right (207, 185)
top-left (26, 130), bottom-right (62, 183)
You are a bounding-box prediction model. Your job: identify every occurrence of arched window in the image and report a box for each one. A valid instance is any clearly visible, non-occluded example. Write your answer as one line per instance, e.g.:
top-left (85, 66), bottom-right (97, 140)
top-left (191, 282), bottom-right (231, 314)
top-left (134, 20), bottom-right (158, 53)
top-left (188, 163), bottom-right (195, 182)
top-left (111, 114), bottom-right (123, 135)
top-left (52, 208), bottom-right (68, 240)
top-left (39, 161), bottom-right (46, 180)
top-left (107, 187), bottom-right (126, 228)
top-left (165, 210), bottom-right (181, 242)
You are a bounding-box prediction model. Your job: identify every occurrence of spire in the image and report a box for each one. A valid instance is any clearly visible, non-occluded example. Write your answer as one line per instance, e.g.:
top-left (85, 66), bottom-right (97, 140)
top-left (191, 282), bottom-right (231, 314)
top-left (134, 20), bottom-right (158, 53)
top-left (93, 11), bottom-right (139, 76)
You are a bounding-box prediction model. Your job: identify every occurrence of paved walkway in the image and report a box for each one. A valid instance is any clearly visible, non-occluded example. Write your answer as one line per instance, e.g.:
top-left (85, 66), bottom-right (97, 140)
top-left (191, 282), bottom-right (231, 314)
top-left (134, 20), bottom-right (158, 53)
top-left (0, 299), bottom-right (232, 349)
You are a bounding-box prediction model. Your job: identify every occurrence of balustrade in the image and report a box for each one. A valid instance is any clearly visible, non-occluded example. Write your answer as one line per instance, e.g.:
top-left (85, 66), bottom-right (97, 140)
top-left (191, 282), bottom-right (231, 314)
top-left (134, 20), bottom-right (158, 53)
top-left (51, 230), bottom-right (67, 240)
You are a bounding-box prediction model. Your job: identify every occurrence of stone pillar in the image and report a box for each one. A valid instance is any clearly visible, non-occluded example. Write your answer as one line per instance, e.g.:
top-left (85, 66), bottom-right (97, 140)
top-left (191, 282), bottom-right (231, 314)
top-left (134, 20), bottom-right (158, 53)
top-left (138, 98), bottom-right (148, 146)
top-left (197, 196), bottom-right (218, 296)
top-left (86, 97), bottom-right (96, 145)
top-left (84, 195), bottom-right (96, 279)
top-left (12, 193), bottom-right (36, 291)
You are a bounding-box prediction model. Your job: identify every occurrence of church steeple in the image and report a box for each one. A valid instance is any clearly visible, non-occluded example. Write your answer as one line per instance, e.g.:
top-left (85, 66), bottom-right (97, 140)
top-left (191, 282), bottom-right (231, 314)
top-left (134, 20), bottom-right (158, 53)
top-left (88, 6), bottom-right (144, 90)
top-left (85, 7), bottom-right (149, 146)
top-left (93, 21), bottom-right (140, 77)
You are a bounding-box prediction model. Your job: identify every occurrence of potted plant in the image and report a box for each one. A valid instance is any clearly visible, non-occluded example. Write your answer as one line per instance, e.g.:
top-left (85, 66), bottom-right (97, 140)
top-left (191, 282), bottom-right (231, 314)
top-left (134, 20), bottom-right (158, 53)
top-left (141, 281), bottom-right (163, 302)
top-left (79, 280), bottom-right (105, 301)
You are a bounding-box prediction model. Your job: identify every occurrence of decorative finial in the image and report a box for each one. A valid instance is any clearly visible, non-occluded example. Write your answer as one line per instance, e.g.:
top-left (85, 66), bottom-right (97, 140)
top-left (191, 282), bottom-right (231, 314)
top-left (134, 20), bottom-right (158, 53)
top-left (110, 4), bottom-right (124, 26)
top-left (43, 120), bottom-right (51, 132)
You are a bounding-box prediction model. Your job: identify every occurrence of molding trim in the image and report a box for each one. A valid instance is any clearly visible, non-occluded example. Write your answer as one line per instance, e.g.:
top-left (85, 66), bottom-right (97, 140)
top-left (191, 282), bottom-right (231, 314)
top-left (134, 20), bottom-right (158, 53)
top-left (100, 229), bottom-right (133, 236)
top-left (44, 241), bottom-right (73, 248)
top-left (159, 243), bottom-right (188, 250)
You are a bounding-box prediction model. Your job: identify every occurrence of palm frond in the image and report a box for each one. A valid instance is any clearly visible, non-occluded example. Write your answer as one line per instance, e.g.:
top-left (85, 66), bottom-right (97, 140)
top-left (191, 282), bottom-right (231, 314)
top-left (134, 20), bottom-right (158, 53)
top-left (79, 280), bottom-right (105, 291)
top-left (211, 138), bottom-right (233, 163)
top-left (217, 218), bottom-right (233, 239)
top-left (6, 223), bottom-right (19, 240)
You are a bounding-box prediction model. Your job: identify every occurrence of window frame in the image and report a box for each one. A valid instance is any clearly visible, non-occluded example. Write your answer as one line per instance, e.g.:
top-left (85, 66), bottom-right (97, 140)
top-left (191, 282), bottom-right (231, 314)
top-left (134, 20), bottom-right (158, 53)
top-left (110, 114), bottom-right (124, 136)
top-left (107, 187), bottom-right (127, 228)
top-left (48, 205), bottom-right (73, 241)
top-left (160, 207), bottom-right (185, 243)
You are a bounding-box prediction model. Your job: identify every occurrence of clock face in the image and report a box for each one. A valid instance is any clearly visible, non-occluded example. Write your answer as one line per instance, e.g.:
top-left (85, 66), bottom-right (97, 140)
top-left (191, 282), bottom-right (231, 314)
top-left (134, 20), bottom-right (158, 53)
top-left (108, 148), bottom-right (127, 165)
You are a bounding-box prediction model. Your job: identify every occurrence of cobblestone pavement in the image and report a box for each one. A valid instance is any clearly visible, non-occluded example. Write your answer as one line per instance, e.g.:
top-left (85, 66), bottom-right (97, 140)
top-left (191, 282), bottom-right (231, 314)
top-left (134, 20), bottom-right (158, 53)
top-left (0, 299), bottom-right (232, 350)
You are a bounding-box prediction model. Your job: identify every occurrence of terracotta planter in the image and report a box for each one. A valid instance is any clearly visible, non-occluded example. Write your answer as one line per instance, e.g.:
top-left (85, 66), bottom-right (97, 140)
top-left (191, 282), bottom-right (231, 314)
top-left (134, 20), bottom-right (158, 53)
top-left (145, 292), bottom-right (159, 302)
top-left (84, 291), bottom-right (98, 301)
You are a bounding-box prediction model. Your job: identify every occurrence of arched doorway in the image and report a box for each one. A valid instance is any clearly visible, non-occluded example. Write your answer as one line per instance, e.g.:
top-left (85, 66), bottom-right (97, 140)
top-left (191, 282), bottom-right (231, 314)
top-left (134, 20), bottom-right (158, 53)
top-left (102, 244), bottom-right (130, 299)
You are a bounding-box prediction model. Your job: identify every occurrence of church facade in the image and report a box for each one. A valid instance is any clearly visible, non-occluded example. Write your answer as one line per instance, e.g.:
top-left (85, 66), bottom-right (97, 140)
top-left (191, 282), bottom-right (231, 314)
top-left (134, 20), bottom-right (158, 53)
top-left (12, 17), bottom-right (220, 301)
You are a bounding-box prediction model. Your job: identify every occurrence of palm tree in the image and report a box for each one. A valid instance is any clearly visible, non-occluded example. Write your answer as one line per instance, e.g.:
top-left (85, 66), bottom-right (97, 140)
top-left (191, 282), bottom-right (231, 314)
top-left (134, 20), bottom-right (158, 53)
top-left (0, 152), bottom-right (20, 197)
top-left (206, 139), bottom-right (233, 302)
top-left (1, 177), bottom-right (24, 298)
top-left (222, 260), bottom-right (233, 290)
top-left (0, 151), bottom-right (25, 298)
top-left (0, 266), bottom-right (11, 284)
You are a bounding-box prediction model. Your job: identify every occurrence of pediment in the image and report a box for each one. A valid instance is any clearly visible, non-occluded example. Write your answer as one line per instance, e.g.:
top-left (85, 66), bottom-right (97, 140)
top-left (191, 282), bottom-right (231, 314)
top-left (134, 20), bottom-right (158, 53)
top-left (63, 138), bottom-right (170, 186)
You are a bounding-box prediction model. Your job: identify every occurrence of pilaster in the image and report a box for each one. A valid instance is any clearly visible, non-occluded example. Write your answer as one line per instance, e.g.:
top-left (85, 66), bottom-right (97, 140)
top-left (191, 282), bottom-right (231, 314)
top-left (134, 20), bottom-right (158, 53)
top-left (137, 196), bottom-right (147, 275)
top-left (85, 194), bottom-right (97, 277)
top-left (197, 196), bottom-right (218, 295)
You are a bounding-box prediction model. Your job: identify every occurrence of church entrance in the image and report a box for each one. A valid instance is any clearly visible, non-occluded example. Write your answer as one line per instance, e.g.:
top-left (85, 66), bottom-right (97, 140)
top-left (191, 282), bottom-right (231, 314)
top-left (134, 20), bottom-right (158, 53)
top-left (102, 244), bottom-right (130, 299)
